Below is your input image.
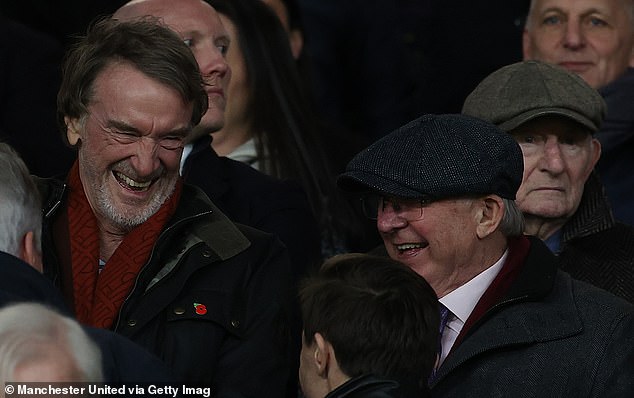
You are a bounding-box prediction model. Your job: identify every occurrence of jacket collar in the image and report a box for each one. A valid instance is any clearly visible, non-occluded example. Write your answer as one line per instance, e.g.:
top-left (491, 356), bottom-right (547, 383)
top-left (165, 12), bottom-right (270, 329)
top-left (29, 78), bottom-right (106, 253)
top-left (562, 171), bottom-right (615, 242)
top-left (37, 176), bottom-right (250, 262)
top-left (503, 236), bottom-right (558, 300)
top-left (325, 374), bottom-right (416, 398)
top-left (433, 237), bottom-right (579, 384)
top-left (35, 176), bottom-right (67, 219)
top-left (163, 183), bottom-right (250, 261)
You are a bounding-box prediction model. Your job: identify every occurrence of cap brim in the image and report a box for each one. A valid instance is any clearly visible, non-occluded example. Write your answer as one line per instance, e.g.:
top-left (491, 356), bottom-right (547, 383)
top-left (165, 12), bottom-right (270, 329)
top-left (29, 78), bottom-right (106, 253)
top-left (337, 171), bottom-right (425, 199)
top-left (497, 108), bottom-right (598, 133)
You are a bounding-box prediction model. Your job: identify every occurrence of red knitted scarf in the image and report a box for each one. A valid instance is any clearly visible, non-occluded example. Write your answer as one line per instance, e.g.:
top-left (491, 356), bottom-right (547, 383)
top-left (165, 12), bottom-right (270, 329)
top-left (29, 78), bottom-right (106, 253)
top-left (66, 161), bottom-right (181, 329)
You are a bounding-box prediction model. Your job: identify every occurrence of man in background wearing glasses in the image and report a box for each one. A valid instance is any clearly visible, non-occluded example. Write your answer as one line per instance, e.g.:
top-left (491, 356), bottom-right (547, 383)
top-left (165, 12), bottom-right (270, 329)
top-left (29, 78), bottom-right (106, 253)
top-left (463, 60), bottom-right (634, 304)
top-left (337, 113), bottom-right (634, 397)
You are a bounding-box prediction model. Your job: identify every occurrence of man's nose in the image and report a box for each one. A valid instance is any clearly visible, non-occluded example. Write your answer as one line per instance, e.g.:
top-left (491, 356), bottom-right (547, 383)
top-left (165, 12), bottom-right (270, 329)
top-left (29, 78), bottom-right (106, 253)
top-left (562, 20), bottom-right (585, 50)
top-left (130, 137), bottom-right (161, 177)
top-left (539, 138), bottom-right (566, 173)
top-left (376, 209), bottom-right (408, 233)
top-left (197, 43), bottom-right (230, 79)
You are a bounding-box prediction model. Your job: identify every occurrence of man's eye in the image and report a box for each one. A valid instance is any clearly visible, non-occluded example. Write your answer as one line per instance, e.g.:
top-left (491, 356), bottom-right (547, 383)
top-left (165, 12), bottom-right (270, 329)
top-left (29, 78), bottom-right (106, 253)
top-left (159, 136), bottom-right (185, 150)
top-left (542, 15), bottom-right (561, 25)
top-left (183, 38), bottom-right (193, 47)
top-left (561, 137), bottom-right (580, 146)
top-left (588, 17), bottom-right (607, 27)
top-left (217, 44), bottom-right (229, 56)
top-left (519, 135), bottom-right (536, 144)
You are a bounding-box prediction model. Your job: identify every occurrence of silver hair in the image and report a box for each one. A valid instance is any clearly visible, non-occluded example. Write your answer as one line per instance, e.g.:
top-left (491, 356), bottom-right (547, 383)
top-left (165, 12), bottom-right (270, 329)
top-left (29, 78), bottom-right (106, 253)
top-left (0, 143), bottom-right (42, 257)
top-left (0, 303), bottom-right (103, 383)
top-left (499, 198), bottom-right (525, 237)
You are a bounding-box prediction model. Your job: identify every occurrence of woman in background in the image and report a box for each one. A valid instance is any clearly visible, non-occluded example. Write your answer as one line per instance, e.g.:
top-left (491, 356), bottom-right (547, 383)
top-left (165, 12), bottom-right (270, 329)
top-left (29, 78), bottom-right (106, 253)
top-left (208, 0), bottom-right (376, 256)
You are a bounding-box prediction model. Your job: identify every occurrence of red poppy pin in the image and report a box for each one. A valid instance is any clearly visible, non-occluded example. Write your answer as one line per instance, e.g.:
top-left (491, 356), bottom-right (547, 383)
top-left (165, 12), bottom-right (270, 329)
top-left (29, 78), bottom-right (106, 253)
top-left (194, 302), bottom-right (207, 315)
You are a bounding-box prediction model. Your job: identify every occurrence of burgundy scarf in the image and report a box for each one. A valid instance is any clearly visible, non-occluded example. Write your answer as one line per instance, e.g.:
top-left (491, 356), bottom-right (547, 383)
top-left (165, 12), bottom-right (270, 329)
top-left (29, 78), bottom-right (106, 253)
top-left (66, 161), bottom-right (181, 329)
top-left (453, 236), bottom-right (531, 348)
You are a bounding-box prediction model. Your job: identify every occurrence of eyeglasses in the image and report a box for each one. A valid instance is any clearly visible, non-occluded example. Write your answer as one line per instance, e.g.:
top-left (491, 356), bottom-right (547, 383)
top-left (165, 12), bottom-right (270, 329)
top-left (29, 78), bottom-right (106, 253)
top-left (361, 195), bottom-right (430, 221)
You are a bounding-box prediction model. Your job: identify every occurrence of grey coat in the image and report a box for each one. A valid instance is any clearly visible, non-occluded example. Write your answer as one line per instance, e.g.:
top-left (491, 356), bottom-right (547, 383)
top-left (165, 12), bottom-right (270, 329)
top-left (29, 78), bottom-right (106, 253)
top-left (558, 171), bottom-right (634, 303)
top-left (431, 237), bottom-right (634, 397)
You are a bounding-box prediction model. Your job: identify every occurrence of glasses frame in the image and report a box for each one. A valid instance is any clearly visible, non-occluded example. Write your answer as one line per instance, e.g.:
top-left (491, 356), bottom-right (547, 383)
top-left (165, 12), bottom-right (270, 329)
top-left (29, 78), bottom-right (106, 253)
top-left (361, 195), bottom-right (431, 221)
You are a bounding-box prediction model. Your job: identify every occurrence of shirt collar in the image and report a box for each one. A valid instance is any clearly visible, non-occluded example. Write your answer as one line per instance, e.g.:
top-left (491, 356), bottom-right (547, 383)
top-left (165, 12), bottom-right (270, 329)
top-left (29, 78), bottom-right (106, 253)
top-left (440, 249), bottom-right (509, 324)
top-left (544, 229), bottom-right (562, 254)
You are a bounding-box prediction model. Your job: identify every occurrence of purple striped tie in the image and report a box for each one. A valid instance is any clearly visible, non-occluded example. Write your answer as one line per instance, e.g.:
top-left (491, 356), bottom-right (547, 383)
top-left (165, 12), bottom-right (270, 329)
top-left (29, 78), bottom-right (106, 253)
top-left (429, 303), bottom-right (450, 385)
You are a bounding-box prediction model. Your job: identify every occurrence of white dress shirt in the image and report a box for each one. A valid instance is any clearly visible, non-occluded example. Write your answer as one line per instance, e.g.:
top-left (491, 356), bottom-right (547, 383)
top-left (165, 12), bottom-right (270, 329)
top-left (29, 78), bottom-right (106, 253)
top-left (438, 249), bottom-right (509, 365)
top-left (179, 143), bottom-right (194, 175)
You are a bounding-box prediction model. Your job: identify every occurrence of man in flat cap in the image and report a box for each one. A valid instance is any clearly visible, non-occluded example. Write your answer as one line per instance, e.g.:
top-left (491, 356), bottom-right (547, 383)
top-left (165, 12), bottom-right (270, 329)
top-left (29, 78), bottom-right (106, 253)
top-left (522, 0), bottom-right (634, 227)
top-left (463, 60), bottom-right (634, 304)
top-left (337, 113), bottom-right (634, 397)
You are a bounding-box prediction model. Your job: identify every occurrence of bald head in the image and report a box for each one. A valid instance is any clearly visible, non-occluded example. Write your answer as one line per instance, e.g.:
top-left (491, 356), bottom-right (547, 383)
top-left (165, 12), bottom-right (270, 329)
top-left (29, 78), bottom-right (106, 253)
top-left (114, 0), bottom-right (232, 137)
top-left (115, 0), bottom-right (213, 26)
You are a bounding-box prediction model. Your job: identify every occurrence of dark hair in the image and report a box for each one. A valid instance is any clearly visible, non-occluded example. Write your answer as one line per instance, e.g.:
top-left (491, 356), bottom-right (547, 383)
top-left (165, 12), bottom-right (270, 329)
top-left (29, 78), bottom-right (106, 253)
top-left (299, 253), bottom-right (439, 388)
top-left (208, 0), bottom-right (370, 254)
top-left (57, 17), bottom-right (208, 146)
top-left (278, 0), bottom-right (303, 32)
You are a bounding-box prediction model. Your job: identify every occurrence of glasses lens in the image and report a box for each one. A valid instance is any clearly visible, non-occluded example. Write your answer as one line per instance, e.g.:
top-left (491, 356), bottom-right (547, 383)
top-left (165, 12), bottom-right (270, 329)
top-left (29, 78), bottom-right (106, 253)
top-left (364, 196), bottom-right (426, 221)
top-left (405, 201), bottom-right (425, 221)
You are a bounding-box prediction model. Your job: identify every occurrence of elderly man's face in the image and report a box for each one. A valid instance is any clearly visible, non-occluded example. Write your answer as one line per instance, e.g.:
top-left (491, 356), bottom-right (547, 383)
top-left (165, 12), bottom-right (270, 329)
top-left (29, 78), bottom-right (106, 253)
top-left (511, 116), bottom-right (600, 222)
top-left (377, 197), bottom-right (484, 298)
top-left (66, 62), bottom-right (193, 232)
top-left (523, 0), bottom-right (634, 88)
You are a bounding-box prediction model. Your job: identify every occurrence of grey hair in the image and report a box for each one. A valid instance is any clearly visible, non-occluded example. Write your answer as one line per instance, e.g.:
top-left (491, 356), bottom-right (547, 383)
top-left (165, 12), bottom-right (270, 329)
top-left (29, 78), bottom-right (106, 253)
top-left (0, 303), bottom-right (103, 383)
top-left (499, 198), bottom-right (525, 237)
top-left (0, 143), bottom-right (42, 257)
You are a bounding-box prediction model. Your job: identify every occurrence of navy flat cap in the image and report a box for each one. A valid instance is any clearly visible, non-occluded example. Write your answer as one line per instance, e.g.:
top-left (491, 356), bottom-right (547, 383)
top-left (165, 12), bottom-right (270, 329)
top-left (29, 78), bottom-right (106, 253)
top-left (337, 114), bottom-right (524, 200)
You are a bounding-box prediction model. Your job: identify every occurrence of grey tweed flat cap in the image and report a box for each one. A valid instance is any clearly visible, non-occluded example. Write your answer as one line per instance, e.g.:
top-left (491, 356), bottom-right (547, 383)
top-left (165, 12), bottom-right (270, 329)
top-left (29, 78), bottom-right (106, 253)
top-left (337, 114), bottom-right (524, 200)
top-left (462, 60), bottom-right (606, 133)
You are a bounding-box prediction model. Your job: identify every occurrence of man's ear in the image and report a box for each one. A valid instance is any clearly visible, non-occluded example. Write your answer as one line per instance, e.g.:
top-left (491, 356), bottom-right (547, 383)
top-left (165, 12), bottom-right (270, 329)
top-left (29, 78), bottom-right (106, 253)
top-left (313, 332), bottom-right (331, 378)
top-left (475, 196), bottom-right (504, 239)
top-left (588, 137), bottom-right (601, 171)
top-left (65, 116), bottom-right (82, 146)
top-left (20, 231), bottom-right (43, 273)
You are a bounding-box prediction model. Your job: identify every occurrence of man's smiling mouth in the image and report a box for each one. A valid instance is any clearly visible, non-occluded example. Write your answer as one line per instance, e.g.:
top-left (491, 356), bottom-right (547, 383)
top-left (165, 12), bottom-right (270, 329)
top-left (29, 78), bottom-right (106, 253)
top-left (396, 242), bottom-right (429, 253)
top-left (113, 171), bottom-right (153, 192)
